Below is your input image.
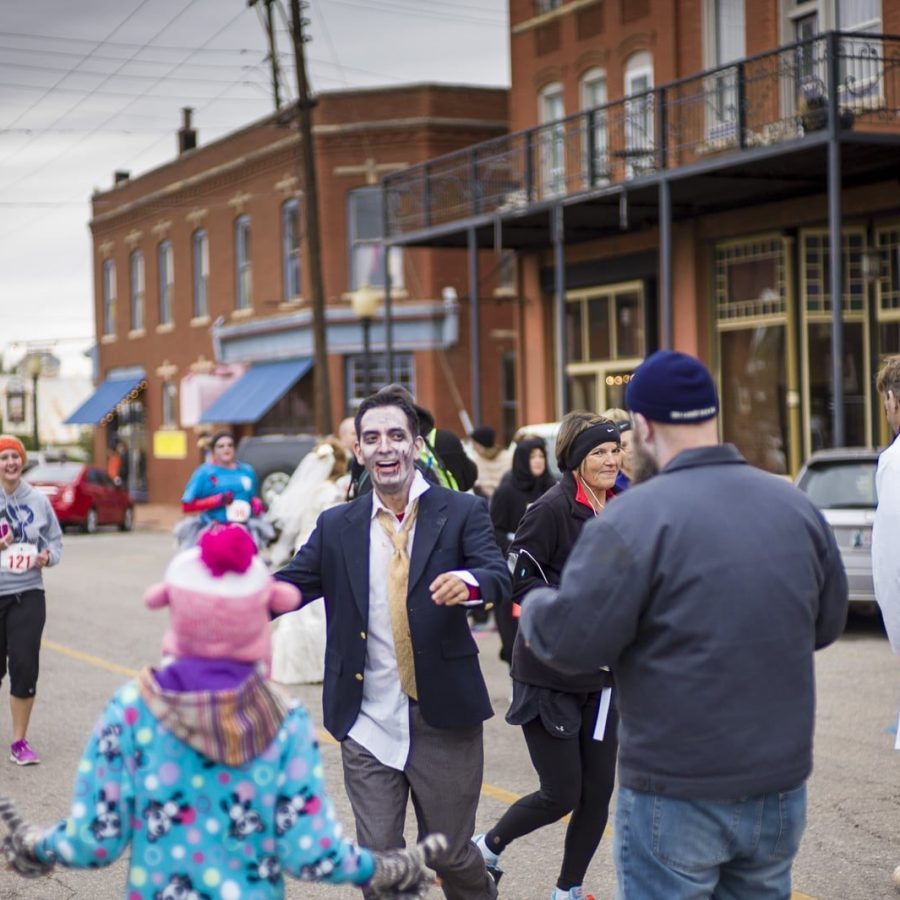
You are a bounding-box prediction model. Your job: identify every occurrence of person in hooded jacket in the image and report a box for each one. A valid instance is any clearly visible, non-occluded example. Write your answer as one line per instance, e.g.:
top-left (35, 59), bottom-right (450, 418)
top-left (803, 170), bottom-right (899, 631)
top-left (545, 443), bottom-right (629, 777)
top-left (0, 524), bottom-right (447, 899)
top-left (0, 435), bottom-right (63, 767)
top-left (489, 437), bottom-right (555, 662)
top-left (473, 413), bottom-right (622, 900)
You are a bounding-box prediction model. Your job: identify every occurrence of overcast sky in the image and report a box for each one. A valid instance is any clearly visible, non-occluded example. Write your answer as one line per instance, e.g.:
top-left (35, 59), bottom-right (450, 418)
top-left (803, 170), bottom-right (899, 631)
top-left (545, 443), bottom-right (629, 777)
top-left (0, 0), bottom-right (509, 376)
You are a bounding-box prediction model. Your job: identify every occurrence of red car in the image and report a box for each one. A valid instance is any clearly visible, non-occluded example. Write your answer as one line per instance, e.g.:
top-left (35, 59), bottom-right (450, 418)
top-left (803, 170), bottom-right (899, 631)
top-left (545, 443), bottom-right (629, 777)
top-left (24, 462), bottom-right (134, 533)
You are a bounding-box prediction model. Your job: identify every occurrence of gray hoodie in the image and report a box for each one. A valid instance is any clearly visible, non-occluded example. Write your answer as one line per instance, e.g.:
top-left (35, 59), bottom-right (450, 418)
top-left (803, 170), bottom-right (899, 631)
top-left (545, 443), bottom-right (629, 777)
top-left (0, 480), bottom-right (63, 596)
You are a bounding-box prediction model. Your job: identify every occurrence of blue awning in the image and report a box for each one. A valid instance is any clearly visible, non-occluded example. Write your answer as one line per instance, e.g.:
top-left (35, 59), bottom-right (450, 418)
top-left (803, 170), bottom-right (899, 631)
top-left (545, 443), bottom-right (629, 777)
top-left (199, 358), bottom-right (313, 424)
top-left (64, 375), bottom-right (145, 425)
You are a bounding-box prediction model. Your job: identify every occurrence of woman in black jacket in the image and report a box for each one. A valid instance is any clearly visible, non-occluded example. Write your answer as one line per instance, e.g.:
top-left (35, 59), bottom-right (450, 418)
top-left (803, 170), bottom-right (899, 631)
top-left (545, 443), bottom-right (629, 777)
top-left (490, 438), bottom-right (556, 661)
top-left (474, 412), bottom-right (622, 900)
top-left (490, 437), bottom-right (555, 553)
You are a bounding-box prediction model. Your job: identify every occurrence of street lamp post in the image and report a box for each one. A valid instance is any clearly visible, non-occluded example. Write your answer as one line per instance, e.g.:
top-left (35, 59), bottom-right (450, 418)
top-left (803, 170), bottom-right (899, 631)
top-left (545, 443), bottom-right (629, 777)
top-left (26, 355), bottom-right (41, 451)
top-left (350, 284), bottom-right (380, 400)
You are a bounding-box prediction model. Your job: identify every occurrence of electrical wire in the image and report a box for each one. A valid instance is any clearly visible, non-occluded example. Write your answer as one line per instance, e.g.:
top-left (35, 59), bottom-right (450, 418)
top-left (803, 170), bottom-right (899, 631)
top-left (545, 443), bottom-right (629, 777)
top-left (0, 0), bottom-right (207, 174)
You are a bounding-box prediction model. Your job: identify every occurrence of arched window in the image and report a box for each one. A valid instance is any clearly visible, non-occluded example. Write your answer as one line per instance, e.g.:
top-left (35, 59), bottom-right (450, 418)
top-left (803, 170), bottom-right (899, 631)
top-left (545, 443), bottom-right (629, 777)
top-left (538, 82), bottom-right (565, 196)
top-left (158, 240), bottom-right (173, 325)
top-left (282, 198), bottom-right (301, 301)
top-left (624, 52), bottom-right (654, 176)
top-left (580, 68), bottom-right (608, 185)
top-left (192, 229), bottom-right (209, 318)
top-left (234, 215), bottom-right (252, 310)
top-left (129, 249), bottom-right (145, 331)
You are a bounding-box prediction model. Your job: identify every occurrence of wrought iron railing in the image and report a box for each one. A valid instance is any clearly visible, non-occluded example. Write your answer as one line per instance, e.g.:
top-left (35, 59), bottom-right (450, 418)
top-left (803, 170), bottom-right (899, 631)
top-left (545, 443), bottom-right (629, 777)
top-left (385, 32), bottom-right (900, 238)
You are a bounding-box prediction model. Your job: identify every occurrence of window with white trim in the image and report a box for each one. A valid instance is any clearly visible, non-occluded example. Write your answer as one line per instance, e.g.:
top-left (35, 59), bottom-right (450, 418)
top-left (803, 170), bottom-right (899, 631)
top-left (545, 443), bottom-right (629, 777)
top-left (348, 187), bottom-right (403, 292)
top-left (282, 198), bottom-right (301, 301)
top-left (161, 380), bottom-right (177, 428)
top-left (539, 82), bottom-right (566, 196)
top-left (158, 240), bottom-right (173, 325)
top-left (580, 68), bottom-right (608, 184)
top-left (192, 229), bottom-right (209, 318)
top-left (235, 215), bottom-right (252, 310)
top-left (129, 249), bottom-right (145, 331)
top-left (705, 0), bottom-right (745, 140)
top-left (102, 259), bottom-right (116, 336)
top-left (624, 52), bottom-right (655, 176)
top-left (345, 352), bottom-right (414, 411)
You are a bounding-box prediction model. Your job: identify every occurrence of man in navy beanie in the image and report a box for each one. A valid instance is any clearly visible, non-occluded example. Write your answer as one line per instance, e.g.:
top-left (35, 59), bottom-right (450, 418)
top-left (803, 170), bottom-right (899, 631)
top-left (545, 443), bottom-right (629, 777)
top-left (518, 350), bottom-right (848, 899)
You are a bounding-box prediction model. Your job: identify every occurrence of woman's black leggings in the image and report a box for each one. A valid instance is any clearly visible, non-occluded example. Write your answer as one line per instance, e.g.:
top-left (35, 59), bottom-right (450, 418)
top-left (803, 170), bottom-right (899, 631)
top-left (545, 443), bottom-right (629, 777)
top-left (486, 693), bottom-right (618, 890)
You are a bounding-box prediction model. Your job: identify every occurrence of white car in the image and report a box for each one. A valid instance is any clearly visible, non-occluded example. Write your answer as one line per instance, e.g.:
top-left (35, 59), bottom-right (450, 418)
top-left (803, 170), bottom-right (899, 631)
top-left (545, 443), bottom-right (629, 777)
top-left (794, 448), bottom-right (879, 615)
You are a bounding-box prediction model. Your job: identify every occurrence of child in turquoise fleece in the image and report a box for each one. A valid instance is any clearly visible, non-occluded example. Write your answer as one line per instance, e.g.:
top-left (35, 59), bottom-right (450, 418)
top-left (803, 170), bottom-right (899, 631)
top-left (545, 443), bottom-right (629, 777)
top-left (0, 525), bottom-right (444, 898)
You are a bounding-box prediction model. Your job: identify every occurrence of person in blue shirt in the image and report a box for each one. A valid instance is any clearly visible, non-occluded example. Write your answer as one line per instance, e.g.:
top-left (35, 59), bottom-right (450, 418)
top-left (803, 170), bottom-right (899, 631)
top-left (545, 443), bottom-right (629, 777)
top-left (176, 431), bottom-right (272, 548)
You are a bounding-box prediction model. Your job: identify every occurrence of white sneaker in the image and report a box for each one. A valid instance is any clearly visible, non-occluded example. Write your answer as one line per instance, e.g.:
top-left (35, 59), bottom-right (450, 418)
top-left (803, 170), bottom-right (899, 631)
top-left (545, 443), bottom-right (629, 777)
top-left (473, 833), bottom-right (503, 885)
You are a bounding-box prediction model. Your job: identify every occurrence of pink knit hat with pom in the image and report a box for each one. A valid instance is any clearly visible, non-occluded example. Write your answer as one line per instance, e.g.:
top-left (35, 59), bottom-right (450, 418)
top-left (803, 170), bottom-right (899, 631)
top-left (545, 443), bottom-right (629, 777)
top-left (143, 525), bottom-right (299, 664)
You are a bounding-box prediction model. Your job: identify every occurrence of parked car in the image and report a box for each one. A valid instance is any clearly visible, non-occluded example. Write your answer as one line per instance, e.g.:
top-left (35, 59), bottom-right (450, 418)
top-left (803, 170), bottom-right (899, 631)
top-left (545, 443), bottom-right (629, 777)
top-left (24, 462), bottom-right (134, 533)
top-left (22, 448), bottom-right (68, 474)
top-left (794, 448), bottom-right (880, 615)
top-left (236, 434), bottom-right (318, 507)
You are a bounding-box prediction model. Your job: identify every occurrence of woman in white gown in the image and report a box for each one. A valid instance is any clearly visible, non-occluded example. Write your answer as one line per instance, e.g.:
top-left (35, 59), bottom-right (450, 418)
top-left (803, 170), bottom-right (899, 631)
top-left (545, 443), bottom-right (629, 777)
top-left (269, 437), bottom-right (348, 685)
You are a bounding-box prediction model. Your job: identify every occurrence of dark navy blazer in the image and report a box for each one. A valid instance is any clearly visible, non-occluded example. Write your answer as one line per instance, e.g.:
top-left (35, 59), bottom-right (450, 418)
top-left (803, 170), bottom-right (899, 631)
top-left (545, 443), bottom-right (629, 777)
top-left (275, 484), bottom-right (511, 741)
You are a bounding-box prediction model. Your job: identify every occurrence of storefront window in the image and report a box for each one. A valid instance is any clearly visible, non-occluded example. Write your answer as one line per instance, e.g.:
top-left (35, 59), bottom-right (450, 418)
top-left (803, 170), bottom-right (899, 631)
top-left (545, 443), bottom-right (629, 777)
top-left (564, 281), bottom-right (646, 412)
top-left (720, 326), bottom-right (789, 473)
top-left (715, 237), bottom-right (791, 473)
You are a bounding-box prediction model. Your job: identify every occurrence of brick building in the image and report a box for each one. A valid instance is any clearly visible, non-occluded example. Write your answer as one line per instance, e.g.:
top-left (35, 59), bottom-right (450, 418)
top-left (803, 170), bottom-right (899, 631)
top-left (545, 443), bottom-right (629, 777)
top-left (67, 84), bottom-right (512, 505)
top-left (386, 0), bottom-right (900, 476)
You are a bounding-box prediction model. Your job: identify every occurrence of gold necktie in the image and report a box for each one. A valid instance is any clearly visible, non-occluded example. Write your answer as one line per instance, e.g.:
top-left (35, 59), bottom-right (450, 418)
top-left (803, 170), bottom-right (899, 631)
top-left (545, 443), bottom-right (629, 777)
top-left (376, 501), bottom-right (419, 700)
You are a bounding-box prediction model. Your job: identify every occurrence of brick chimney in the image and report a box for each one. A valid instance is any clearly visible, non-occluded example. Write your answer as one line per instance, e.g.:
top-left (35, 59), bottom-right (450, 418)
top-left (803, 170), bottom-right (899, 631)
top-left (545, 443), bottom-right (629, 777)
top-left (178, 107), bottom-right (197, 154)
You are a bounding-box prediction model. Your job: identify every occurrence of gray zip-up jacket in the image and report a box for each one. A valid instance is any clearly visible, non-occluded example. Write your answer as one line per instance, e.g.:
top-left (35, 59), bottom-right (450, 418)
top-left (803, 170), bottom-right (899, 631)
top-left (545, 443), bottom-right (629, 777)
top-left (0, 480), bottom-right (63, 596)
top-left (520, 444), bottom-right (848, 800)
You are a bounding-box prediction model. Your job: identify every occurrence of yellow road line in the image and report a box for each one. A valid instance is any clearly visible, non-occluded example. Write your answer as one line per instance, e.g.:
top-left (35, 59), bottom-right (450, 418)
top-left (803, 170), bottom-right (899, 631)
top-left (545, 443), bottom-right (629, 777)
top-left (43, 639), bottom-right (140, 678)
top-left (43, 638), bottom-right (816, 900)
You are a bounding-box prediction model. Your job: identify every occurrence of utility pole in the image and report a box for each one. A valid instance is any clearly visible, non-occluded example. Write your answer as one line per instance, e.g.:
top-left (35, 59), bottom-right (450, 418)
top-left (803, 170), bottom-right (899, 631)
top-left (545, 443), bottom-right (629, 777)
top-left (288, 0), bottom-right (333, 435)
top-left (248, 0), bottom-right (282, 112)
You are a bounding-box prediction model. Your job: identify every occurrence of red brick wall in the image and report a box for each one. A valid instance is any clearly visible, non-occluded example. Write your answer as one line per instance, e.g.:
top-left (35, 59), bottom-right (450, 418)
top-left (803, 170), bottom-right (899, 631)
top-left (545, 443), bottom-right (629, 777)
top-left (89, 84), bottom-right (511, 504)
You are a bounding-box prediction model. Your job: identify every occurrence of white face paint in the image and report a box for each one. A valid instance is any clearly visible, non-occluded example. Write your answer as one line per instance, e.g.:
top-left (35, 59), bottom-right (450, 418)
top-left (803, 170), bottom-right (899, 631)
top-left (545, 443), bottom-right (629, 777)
top-left (354, 405), bottom-right (422, 502)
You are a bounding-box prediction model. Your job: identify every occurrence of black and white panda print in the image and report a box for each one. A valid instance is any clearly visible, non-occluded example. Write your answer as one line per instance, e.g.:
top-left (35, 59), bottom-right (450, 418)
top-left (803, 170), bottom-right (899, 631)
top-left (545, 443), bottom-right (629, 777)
top-left (89, 788), bottom-right (122, 841)
top-left (247, 855), bottom-right (281, 884)
top-left (142, 791), bottom-right (190, 843)
top-left (97, 723), bottom-right (123, 761)
top-left (274, 787), bottom-right (321, 836)
top-left (153, 873), bottom-right (212, 900)
top-left (221, 792), bottom-right (265, 839)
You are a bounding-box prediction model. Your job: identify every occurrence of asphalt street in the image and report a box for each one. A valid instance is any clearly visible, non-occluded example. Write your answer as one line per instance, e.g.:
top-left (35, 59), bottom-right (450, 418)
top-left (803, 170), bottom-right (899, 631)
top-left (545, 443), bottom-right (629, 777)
top-left (0, 530), bottom-right (897, 899)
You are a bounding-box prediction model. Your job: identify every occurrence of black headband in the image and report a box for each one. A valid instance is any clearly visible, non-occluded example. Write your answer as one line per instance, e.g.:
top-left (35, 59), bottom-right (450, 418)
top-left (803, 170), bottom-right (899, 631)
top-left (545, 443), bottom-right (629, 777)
top-left (211, 430), bottom-right (234, 449)
top-left (565, 422), bottom-right (621, 471)
top-left (617, 420), bottom-right (633, 434)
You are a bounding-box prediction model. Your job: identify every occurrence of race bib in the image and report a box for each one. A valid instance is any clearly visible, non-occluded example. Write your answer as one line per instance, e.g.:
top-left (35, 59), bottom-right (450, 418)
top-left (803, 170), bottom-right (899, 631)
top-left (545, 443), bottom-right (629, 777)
top-left (0, 542), bottom-right (39, 574)
top-left (226, 500), bottom-right (251, 523)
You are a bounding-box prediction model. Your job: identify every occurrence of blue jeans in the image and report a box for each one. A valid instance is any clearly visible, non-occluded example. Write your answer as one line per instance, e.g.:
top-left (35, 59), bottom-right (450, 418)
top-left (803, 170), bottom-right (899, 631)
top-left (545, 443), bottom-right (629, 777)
top-left (614, 783), bottom-right (807, 900)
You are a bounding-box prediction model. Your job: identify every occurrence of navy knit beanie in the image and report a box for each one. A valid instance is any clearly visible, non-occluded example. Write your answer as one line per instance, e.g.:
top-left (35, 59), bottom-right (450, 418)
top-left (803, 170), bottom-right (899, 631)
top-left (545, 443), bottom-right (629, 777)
top-left (626, 350), bottom-right (719, 424)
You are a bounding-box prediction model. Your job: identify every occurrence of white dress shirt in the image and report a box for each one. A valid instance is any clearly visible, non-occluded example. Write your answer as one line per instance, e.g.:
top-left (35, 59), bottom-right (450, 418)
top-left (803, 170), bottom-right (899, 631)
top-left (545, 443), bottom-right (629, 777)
top-left (873, 436), bottom-right (900, 654)
top-left (347, 470), bottom-right (480, 770)
top-left (348, 471), bottom-right (430, 770)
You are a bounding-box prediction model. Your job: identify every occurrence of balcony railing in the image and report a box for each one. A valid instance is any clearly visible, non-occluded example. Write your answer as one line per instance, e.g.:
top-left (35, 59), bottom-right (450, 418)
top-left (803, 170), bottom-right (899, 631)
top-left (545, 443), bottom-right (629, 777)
top-left (386, 32), bottom-right (900, 239)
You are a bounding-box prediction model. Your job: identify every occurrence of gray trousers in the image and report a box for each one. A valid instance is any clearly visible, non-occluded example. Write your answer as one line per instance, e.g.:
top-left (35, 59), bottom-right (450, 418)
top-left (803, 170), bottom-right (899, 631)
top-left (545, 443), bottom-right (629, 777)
top-left (341, 704), bottom-right (497, 900)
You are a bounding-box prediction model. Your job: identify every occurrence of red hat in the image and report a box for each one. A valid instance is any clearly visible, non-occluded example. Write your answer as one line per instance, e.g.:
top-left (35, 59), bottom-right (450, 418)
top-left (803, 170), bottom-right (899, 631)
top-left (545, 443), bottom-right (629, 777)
top-left (0, 436), bottom-right (26, 465)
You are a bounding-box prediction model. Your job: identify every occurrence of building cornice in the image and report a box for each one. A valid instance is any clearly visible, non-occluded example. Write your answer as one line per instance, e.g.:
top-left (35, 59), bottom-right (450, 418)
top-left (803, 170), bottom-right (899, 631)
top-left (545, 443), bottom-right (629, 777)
top-left (511, 0), bottom-right (602, 36)
top-left (91, 117), bottom-right (506, 227)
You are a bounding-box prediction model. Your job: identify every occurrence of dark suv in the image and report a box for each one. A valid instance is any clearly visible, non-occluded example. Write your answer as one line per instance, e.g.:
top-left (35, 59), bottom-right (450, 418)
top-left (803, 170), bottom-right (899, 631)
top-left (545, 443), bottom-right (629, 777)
top-left (236, 434), bottom-right (317, 506)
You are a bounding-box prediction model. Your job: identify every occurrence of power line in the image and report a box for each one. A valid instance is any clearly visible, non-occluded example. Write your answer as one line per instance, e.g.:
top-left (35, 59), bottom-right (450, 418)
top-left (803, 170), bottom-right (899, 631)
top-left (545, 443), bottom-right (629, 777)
top-left (0, 57), bottom-right (272, 87)
top-left (313, 0), bottom-right (506, 27)
top-left (0, 0), bottom-right (206, 172)
top-left (0, 0), bottom-right (161, 141)
top-left (0, 6), bottom-right (264, 240)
